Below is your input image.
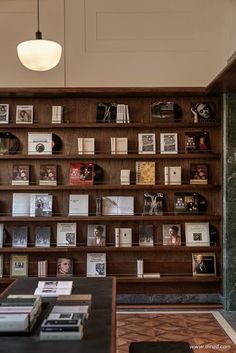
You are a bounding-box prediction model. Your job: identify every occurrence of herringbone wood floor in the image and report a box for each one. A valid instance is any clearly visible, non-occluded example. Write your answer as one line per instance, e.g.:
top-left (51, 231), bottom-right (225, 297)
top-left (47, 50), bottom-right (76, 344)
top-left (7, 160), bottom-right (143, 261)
top-left (117, 312), bottom-right (236, 353)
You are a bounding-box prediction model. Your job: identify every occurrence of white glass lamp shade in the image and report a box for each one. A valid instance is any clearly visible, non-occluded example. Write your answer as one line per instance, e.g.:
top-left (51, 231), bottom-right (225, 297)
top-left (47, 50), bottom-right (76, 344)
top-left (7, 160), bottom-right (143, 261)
top-left (17, 39), bottom-right (62, 71)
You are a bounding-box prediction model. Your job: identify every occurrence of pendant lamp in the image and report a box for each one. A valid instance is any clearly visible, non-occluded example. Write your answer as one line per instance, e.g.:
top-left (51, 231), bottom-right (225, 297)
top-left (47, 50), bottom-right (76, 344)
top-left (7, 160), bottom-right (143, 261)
top-left (17, 0), bottom-right (62, 71)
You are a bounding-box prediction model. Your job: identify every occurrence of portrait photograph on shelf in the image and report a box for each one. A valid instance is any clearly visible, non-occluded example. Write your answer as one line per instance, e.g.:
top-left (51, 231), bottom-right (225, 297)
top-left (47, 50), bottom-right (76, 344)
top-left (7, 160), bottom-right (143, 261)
top-left (162, 224), bottom-right (181, 246)
top-left (191, 102), bottom-right (215, 123)
top-left (192, 252), bottom-right (216, 276)
top-left (87, 224), bottom-right (106, 246)
top-left (16, 105), bottom-right (33, 124)
top-left (0, 103), bottom-right (9, 123)
top-left (56, 257), bottom-right (74, 277)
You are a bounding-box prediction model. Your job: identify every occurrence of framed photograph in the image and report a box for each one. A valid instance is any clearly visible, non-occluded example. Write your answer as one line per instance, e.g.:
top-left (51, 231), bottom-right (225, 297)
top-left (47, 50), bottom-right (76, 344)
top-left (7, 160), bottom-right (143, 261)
top-left (162, 224), bottom-right (181, 246)
top-left (10, 254), bottom-right (28, 277)
top-left (160, 133), bottom-right (178, 154)
top-left (0, 104), bottom-right (9, 123)
top-left (0, 255), bottom-right (3, 278)
top-left (16, 105), bottom-right (33, 124)
top-left (138, 133), bottom-right (156, 154)
top-left (56, 257), bottom-right (73, 277)
top-left (12, 226), bottom-right (28, 248)
top-left (185, 222), bottom-right (210, 246)
top-left (192, 252), bottom-right (216, 276)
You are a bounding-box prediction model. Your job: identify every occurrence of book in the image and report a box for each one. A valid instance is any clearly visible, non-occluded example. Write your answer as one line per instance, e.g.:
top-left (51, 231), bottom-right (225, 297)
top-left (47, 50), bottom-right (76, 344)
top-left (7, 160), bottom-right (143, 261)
top-left (110, 137), bottom-right (128, 154)
top-left (35, 226), bottom-right (51, 247)
top-left (143, 192), bottom-right (164, 215)
top-left (136, 161), bottom-right (155, 185)
top-left (30, 194), bottom-right (53, 217)
top-left (0, 255), bottom-right (3, 278)
top-left (12, 165), bottom-right (29, 185)
top-left (0, 224), bottom-right (4, 248)
top-left (150, 101), bottom-right (182, 121)
top-left (38, 260), bottom-right (48, 277)
top-left (160, 133), bottom-right (178, 154)
top-left (56, 258), bottom-right (73, 277)
top-left (119, 228), bottom-right (132, 247)
top-left (57, 223), bottom-right (76, 247)
top-left (77, 137), bottom-right (95, 155)
top-left (10, 255), bottom-right (28, 277)
top-left (102, 196), bottom-right (134, 215)
top-left (39, 164), bottom-right (57, 185)
top-left (12, 193), bottom-right (31, 216)
top-left (164, 166), bottom-right (181, 185)
top-left (185, 222), bottom-right (210, 246)
top-left (34, 281), bottom-right (73, 297)
top-left (138, 225), bottom-right (154, 246)
top-left (68, 194), bottom-right (89, 216)
top-left (190, 164), bottom-right (208, 184)
top-left (12, 226), bottom-right (28, 248)
top-left (16, 105), bottom-right (33, 124)
top-left (86, 253), bottom-right (106, 277)
top-left (69, 162), bottom-right (94, 185)
top-left (185, 131), bottom-right (210, 153)
top-left (138, 133), bottom-right (156, 154)
top-left (0, 313), bottom-right (29, 332)
top-left (120, 169), bottom-right (130, 185)
top-left (174, 192), bottom-right (207, 214)
top-left (0, 104), bottom-right (9, 123)
top-left (87, 224), bottom-right (106, 246)
top-left (52, 106), bottom-right (63, 123)
top-left (28, 132), bottom-right (52, 155)
top-left (162, 224), bottom-right (181, 246)
top-left (96, 103), bottom-right (117, 123)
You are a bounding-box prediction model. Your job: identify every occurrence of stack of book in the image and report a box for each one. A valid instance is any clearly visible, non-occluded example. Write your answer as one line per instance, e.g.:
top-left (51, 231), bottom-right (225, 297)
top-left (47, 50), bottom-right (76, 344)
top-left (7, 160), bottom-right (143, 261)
top-left (34, 280), bottom-right (73, 297)
top-left (0, 294), bottom-right (42, 332)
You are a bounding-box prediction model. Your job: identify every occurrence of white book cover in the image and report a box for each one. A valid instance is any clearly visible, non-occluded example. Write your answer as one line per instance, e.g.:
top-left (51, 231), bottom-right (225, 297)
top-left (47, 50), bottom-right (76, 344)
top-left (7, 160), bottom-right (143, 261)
top-left (30, 194), bottom-right (52, 217)
top-left (37, 280), bottom-right (73, 289)
top-left (185, 222), bottom-right (210, 246)
top-left (28, 132), bottom-right (52, 155)
top-left (110, 137), bottom-right (128, 154)
top-left (52, 106), bottom-right (63, 123)
top-left (138, 133), bottom-right (156, 154)
top-left (78, 138), bottom-right (95, 155)
top-left (160, 133), bottom-right (178, 154)
top-left (12, 193), bottom-right (31, 216)
top-left (16, 105), bottom-right (33, 124)
top-left (86, 253), bottom-right (106, 277)
top-left (102, 196), bottom-right (134, 215)
top-left (69, 194), bottom-right (89, 216)
top-left (119, 228), bottom-right (132, 247)
top-left (57, 223), bottom-right (77, 247)
top-left (166, 166), bottom-right (182, 185)
top-left (0, 224), bottom-right (4, 247)
top-left (116, 104), bottom-right (125, 123)
top-left (34, 288), bottom-right (72, 297)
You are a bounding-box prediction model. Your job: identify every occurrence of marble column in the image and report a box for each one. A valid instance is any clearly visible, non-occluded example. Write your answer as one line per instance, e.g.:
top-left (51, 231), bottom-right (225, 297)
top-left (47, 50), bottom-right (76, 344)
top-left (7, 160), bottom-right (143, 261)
top-left (224, 93), bottom-right (236, 310)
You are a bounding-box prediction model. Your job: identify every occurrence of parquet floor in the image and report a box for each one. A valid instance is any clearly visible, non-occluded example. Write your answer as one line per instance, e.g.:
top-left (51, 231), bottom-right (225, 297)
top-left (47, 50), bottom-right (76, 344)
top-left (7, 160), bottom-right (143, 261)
top-left (117, 311), bottom-right (236, 353)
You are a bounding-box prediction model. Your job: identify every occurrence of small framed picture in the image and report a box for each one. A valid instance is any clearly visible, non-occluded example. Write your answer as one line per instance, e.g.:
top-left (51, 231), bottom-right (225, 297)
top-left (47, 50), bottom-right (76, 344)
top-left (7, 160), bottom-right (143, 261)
top-left (162, 224), bottom-right (181, 246)
top-left (185, 222), bottom-right (210, 246)
top-left (160, 133), bottom-right (178, 154)
top-left (10, 254), bottom-right (28, 277)
top-left (16, 105), bottom-right (33, 124)
top-left (192, 253), bottom-right (216, 276)
top-left (0, 255), bottom-right (3, 278)
top-left (56, 257), bottom-right (73, 277)
top-left (0, 104), bottom-right (9, 123)
top-left (138, 133), bottom-right (156, 154)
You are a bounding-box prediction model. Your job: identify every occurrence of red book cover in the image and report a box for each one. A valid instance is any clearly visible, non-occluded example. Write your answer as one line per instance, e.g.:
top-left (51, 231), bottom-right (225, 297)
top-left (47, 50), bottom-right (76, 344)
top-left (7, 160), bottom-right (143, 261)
top-left (69, 162), bottom-right (94, 185)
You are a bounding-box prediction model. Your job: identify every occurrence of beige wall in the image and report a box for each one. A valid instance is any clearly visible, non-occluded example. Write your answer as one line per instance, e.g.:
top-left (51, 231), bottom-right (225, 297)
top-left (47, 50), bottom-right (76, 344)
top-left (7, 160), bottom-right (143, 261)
top-left (0, 0), bottom-right (235, 87)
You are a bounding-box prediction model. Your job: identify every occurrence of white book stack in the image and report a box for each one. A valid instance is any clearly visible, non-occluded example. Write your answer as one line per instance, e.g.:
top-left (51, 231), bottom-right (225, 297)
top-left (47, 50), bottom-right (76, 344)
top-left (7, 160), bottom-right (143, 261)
top-left (110, 137), bottom-right (128, 154)
top-left (120, 169), bottom-right (130, 185)
top-left (52, 106), bottom-right (63, 123)
top-left (77, 138), bottom-right (95, 155)
top-left (116, 104), bottom-right (130, 123)
top-left (38, 260), bottom-right (48, 278)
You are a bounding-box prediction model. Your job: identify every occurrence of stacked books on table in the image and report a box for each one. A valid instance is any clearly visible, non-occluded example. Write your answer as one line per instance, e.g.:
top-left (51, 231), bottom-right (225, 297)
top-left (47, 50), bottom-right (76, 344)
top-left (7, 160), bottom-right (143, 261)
top-left (40, 294), bottom-right (92, 341)
top-left (0, 294), bottom-right (42, 332)
top-left (34, 281), bottom-right (73, 297)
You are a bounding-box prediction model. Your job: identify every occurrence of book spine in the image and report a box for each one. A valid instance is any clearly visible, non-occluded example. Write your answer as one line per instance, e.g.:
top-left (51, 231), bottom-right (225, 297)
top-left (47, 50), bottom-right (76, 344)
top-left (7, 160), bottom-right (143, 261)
top-left (164, 166), bottom-right (169, 185)
top-left (115, 228), bottom-right (120, 247)
top-left (96, 198), bottom-right (102, 216)
top-left (77, 138), bottom-right (83, 155)
top-left (137, 258), bottom-right (143, 278)
top-left (110, 137), bottom-right (116, 154)
top-left (125, 105), bottom-right (130, 123)
top-left (136, 161), bottom-right (141, 184)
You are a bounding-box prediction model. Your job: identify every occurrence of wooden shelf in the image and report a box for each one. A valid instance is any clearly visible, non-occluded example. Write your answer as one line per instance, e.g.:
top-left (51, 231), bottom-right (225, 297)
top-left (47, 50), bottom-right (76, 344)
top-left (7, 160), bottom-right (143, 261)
top-left (116, 276), bottom-right (222, 283)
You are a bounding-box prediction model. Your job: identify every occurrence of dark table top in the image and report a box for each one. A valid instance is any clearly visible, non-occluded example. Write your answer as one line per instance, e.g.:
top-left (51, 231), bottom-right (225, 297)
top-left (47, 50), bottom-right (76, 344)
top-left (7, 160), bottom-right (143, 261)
top-left (0, 277), bottom-right (116, 353)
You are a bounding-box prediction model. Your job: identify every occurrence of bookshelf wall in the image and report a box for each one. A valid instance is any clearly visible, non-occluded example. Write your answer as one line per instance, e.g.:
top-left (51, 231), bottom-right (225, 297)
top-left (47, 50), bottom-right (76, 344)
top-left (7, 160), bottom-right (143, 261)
top-left (0, 88), bottom-right (222, 296)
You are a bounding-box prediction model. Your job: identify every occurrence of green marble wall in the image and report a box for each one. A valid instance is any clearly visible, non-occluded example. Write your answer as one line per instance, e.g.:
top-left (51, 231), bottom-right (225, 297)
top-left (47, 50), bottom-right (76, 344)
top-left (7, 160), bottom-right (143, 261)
top-left (224, 93), bottom-right (236, 310)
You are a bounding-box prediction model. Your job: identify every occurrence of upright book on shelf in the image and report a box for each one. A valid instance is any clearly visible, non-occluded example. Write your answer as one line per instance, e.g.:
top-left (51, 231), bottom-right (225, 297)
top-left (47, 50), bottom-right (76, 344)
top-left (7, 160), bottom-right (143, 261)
top-left (39, 165), bottom-right (57, 185)
top-left (77, 138), bottom-right (95, 155)
top-left (164, 166), bottom-right (181, 185)
top-left (16, 105), bottom-right (33, 124)
top-left (35, 226), bottom-right (51, 247)
top-left (138, 225), bottom-right (154, 246)
top-left (69, 163), bottom-right (94, 185)
top-left (143, 192), bottom-right (164, 215)
top-left (190, 164), bottom-right (208, 184)
top-left (68, 194), bottom-right (89, 216)
top-left (12, 226), bottom-right (28, 248)
top-left (136, 161), bottom-right (155, 185)
top-left (28, 132), bottom-right (52, 155)
top-left (119, 228), bottom-right (132, 247)
top-left (138, 133), bottom-right (156, 154)
top-left (87, 224), bottom-right (106, 246)
top-left (86, 253), bottom-right (106, 277)
top-left (102, 196), bottom-right (134, 215)
top-left (30, 194), bottom-right (53, 217)
top-left (185, 131), bottom-right (210, 153)
top-left (57, 223), bottom-right (77, 247)
top-left (162, 224), bottom-right (181, 246)
top-left (0, 104), bottom-right (9, 123)
top-left (110, 137), bottom-right (128, 154)
top-left (12, 165), bottom-right (29, 185)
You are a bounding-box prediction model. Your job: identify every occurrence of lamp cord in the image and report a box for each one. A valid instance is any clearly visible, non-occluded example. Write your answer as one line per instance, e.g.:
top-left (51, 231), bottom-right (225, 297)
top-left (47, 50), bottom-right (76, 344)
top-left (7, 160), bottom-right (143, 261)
top-left (37, 0), bottom-right (40, 33)
top-left (35, 0), bottom-right (42, 39)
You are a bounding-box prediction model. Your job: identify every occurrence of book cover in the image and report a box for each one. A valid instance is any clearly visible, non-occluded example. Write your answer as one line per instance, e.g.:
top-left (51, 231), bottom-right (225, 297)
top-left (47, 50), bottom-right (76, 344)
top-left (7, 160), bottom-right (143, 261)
top-left (164, 166), bottom-right (181, 185)
top-left (185, 131), bottom-right (210, 153)
top-left (35, 226), bottom-right (51, 247)
top-left (102, 196), bottom-right (134, 215)
top-left (12, 193), bottom-right (31, 216)
top-left (10, 255), bottom-right (28, 277)
top-left (39, 165), bottom-right (57, 185)
top-left (12, 226), bottom-right (28, 248)
top-left (69, 194), bottom-right (89, 216)
top-left (185, 222), bottom-right (210, 246)
top-left (162, 224), bottom-right (181, 246)
top-left (57, 258), bottom-right (73, 277)
top-left (160, 133), bottom-right (178, 154)
top-left (0, 104), bottom-right (9, 123)
top-left (86, 253), bottom-right (106, 277)
top-left (78, 138), bottom-right (95, 155)
top-left (110, 137), bottom-right (128, 154)
top-left (96, 103), bottom-right (117, 123)
top-left (87, 224), bottom-right (106, 246)
top-left (0, 224), bottom-right (4, 248)
top-left (136, 161), bottom-right (155, 185)
top-left (190, 164), bottom-right (208, 184)
top-left (16, 105), bottom-right (33, 124)
top-left (30, 194), bottom-right (53, 217)
top-left (12, 165), bottom-right (29, 185)
top-left (28, 132), bottom-right (52, 155)
top-left (69, 162), bottom-right (94, 185)
top-left (138, 133), bottom-right (156, 154)
top-left (138, 225), bottom-right (154, 246)
top-left (173, 192), bottom-right (207, 214)
top-left (57, 223), bottom-right (76, 247)
top-left (52, 106), bottom-right (63, 124)
top-left (143, 192), bottom-right (164, 215)
top-left (119, 228), bottom-right (132, 247)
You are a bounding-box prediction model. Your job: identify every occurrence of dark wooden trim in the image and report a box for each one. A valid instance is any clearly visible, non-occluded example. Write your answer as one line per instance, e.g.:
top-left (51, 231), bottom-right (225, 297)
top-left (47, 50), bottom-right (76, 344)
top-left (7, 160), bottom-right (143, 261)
top-left (117, 303), bottom-right (224, 310)
top-left (207, 57), bottom-right (236, 94)
top-left (111, 277), bottom-right (116, 353)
